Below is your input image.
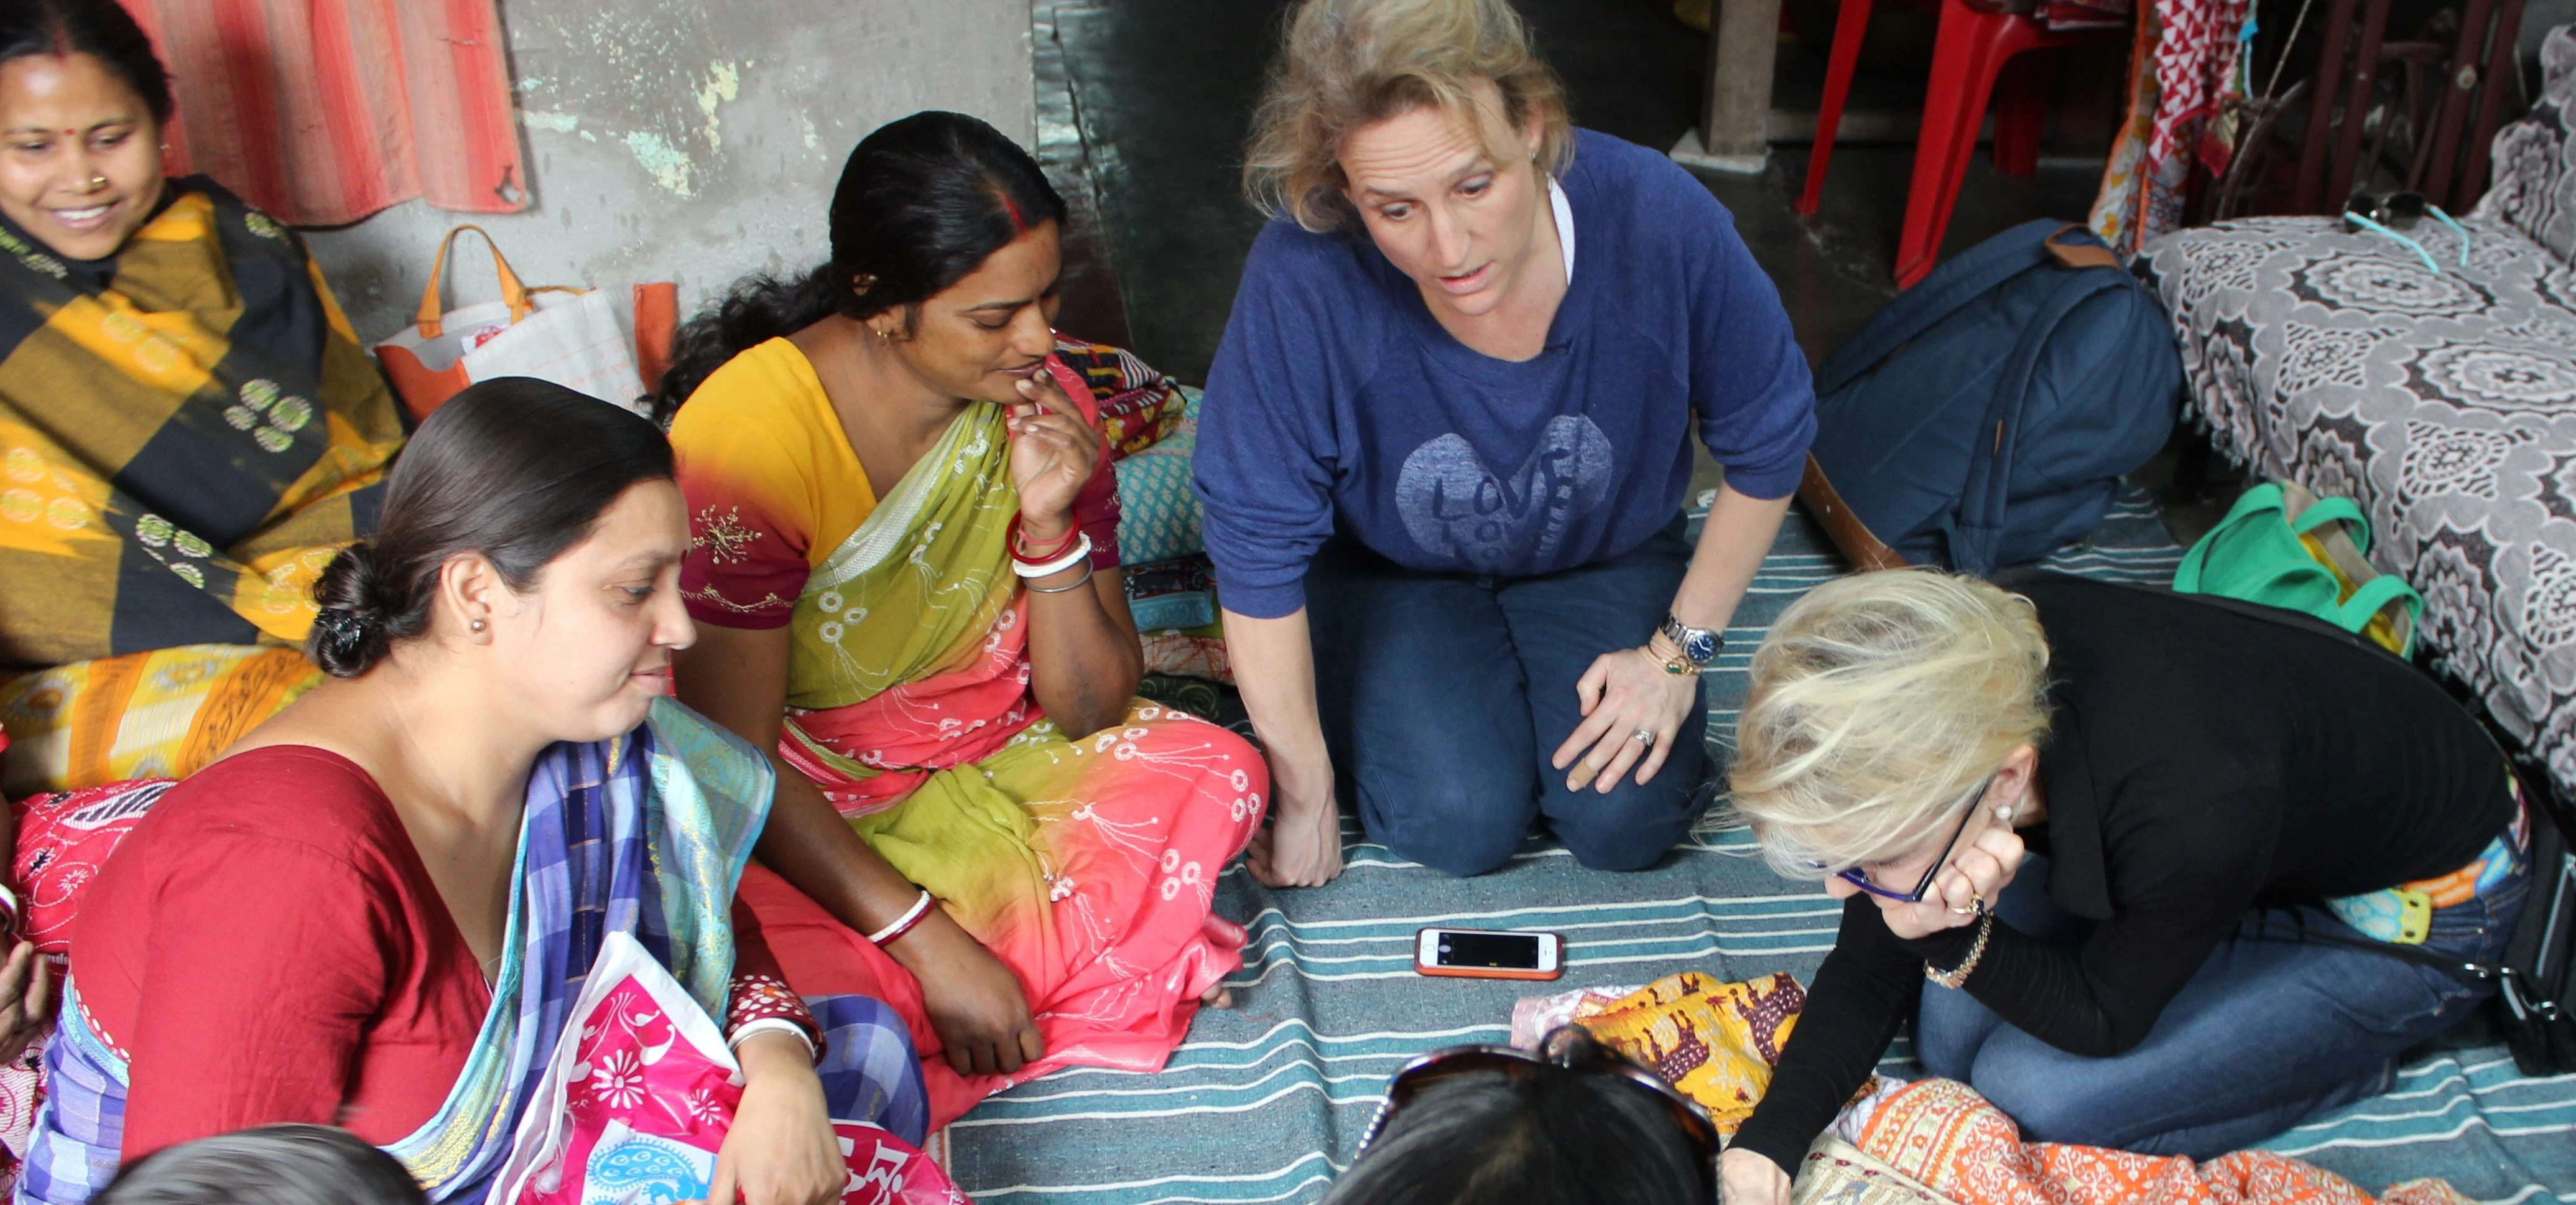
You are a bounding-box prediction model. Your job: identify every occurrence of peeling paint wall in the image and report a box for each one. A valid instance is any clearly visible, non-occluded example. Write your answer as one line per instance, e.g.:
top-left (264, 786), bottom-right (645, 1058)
top-left (305, 0), bottom-right (1035, 342)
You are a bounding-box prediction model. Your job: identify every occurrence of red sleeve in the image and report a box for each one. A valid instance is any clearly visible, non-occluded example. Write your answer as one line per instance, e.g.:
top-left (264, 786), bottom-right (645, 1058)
top-left (677, 475), bottom-right (815, 631)
top-left (669, 381), bottom-right (820, 631)
top-left (120, 832), bottom-right (397, 1160)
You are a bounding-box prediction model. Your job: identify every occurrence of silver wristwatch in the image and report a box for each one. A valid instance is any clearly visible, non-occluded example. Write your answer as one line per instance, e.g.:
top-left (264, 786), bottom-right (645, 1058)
top-left (1659, 612), bottom-right (1722, 674)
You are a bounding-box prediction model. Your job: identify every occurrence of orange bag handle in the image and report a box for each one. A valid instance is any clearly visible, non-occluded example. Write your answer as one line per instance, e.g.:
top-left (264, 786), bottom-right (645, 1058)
top-left (416, 225), bottom-right (534, 340)
top-left (2044, 223), bottom-right (2121, 271)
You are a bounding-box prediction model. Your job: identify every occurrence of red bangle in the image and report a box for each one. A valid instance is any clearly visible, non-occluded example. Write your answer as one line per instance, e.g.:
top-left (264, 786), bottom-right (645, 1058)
top-left (1009, 514), bottom-right (1079, 563)
top-left (875, 905), bottom-right (930, 947)
top-left (868, 888), bottom-right (936, 947)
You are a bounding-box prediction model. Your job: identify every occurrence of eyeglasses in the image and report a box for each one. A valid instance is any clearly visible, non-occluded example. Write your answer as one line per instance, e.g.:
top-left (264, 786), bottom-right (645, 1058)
top-left (1355, 1025), bottom-right (1718, 1195)
top-left (1805, 774), bottom-right (1993, 904)
top-left (2341, 190), bottom-right (2473, 274)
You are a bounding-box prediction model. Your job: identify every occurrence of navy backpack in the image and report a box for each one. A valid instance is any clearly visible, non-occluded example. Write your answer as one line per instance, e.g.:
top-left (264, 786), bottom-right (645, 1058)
top-left (1802, 220), bottom-right (2182, 573)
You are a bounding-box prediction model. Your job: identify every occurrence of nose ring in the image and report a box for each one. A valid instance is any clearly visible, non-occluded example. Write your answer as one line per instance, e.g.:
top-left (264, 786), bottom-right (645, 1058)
top-left (86, 177), bottom-right (106, 190)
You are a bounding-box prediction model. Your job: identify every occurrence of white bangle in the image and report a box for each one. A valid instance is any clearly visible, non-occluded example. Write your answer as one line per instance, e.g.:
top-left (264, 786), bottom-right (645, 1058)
top-left (727, 1018), bottom-right (818, 1064)
top-left (867, 888), bottom-right (935, 944)
top-left (1011, 531), bottom-right (1093, 579)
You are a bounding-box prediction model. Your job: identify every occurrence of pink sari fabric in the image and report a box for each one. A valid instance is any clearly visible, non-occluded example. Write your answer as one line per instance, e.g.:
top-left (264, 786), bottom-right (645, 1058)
top-left (708, 388), bottom-right (1265, 1129)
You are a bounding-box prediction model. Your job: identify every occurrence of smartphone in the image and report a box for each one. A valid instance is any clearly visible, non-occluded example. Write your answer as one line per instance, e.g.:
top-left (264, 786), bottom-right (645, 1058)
top-left (1414, 927), bottom-right (1564, 980)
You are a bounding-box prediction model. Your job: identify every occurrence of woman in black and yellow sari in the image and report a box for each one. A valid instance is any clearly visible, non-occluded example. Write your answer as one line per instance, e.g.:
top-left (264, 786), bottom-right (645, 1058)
top-left (0, 0), bottom-right (404, 799)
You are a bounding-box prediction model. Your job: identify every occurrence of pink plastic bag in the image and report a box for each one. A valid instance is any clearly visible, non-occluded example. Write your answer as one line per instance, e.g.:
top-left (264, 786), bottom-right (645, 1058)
top-left (494, 932), bottom-right (960, 1205)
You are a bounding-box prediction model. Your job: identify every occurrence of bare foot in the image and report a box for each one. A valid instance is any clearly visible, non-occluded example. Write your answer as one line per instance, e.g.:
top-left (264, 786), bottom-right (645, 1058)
top-left (1200, 983), bottom-right (1235, 1009)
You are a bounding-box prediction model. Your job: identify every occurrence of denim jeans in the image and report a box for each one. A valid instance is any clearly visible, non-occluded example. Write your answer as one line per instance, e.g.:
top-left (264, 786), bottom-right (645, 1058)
top-left (1916, 852), bottom-right (2528, 1155)
top-left (1305, 518), bottom-right (1711, 877)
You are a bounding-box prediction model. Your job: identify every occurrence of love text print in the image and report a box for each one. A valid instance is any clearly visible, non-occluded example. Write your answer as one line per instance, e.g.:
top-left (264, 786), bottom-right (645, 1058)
top-left (1396, 414), bottom-right (1613, 572)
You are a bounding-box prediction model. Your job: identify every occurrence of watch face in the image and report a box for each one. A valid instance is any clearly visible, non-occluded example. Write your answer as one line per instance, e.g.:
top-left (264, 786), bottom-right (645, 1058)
top-left (1681, 628), bottom-right (1719, 663)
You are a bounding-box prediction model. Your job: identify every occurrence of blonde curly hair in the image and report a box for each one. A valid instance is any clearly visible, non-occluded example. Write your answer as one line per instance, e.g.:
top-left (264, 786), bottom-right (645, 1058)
top-left (1243, 0), bottom-right (1576, 233)
top-left (1728, 570), bottom-right (2054, 878)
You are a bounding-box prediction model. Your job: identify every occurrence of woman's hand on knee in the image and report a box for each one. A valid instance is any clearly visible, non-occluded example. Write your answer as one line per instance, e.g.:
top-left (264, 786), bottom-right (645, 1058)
top-left (1552, 648), bottom-right (1698, 794)
top-left (892, 909), bottom-right (1046, 1077)
top-left (1720, 1147), bottom-right (1791, 1205)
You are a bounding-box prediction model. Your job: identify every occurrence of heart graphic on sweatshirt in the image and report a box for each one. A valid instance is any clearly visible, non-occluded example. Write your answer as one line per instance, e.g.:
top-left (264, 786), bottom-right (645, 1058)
top-left (1396, 414), bottom-right (1613, 572)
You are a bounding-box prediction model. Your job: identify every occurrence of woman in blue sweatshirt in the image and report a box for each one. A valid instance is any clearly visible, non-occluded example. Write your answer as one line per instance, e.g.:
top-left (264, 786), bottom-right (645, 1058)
top-left (1195, 0), bottom-right (1817, 885)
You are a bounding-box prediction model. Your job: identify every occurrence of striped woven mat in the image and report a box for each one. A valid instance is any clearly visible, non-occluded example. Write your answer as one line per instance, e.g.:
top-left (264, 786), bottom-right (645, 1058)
top-left (945, 490), bottom-right (2576, 1204)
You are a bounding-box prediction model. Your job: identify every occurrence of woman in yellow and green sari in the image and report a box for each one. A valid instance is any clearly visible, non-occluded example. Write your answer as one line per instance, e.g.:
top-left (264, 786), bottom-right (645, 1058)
top-left (664, 111), bottom-right (1265, 1128)
top-left (0, 1), bottom-right (402, 798)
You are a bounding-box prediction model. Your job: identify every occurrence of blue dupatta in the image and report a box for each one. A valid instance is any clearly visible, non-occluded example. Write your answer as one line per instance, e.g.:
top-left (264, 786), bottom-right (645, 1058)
top-left (17, 699), bottom-right (922, 1204)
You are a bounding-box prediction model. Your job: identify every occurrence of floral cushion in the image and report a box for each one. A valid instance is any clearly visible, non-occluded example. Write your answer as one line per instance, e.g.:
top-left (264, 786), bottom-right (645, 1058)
top-left (2136, 212), bottom-right (2576, 797)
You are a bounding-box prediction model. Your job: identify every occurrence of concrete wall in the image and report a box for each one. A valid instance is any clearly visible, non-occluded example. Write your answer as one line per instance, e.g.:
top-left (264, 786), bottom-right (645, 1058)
top-left (304, 0), bottom-right (1036, 343)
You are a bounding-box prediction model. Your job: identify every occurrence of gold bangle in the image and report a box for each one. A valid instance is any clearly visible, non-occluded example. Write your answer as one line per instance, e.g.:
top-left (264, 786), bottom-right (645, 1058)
top-left (1644, 632), bottom-right (1694, 676)
top-left (1923, 911), bottom-right (1994, 989)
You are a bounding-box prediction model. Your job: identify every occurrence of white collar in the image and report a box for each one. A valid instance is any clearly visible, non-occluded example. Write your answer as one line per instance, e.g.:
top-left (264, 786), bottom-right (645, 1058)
top-left (1547, 176), bottom-right (1575, 282)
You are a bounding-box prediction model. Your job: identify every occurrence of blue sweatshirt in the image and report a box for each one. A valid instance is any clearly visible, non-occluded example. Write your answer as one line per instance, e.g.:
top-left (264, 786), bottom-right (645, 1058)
top-left (1193, 129), bottom-right (1817, 619)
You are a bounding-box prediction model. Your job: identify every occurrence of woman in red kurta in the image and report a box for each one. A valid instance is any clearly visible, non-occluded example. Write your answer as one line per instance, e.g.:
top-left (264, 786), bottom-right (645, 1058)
top-left (68, 748), bottom-right (814, 1151)
top-left (21, 381), bottom-right (929, 1205)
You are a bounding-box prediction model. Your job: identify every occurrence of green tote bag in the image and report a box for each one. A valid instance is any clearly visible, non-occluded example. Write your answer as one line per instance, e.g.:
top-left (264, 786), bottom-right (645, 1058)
top-left (2174, 481), bottom-right (2422, 656)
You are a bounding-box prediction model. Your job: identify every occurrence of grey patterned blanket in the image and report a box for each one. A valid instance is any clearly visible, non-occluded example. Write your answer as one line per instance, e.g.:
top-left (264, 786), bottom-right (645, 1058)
top-left (2138, 26), bottom-right (2576, 798)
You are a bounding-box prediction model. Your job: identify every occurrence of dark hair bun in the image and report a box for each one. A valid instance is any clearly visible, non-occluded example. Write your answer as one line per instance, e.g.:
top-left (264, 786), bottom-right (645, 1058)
top-left (308, 541), bottom-right (390, 677)
top-left (303, 379), bottom-right (675, 679)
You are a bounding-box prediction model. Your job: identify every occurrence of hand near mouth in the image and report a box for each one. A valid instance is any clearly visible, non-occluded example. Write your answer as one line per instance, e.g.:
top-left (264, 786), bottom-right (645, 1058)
top-left (1005, 360), bottom-right (1104, 539)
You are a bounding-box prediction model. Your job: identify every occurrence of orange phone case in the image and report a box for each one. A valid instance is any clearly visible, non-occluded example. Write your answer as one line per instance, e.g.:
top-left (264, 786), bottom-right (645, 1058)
top-left (1412, 927), bottom-right (1566, 980)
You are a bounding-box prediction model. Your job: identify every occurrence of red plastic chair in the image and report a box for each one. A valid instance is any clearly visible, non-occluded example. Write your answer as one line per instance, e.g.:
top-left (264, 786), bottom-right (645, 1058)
top-left (1792, 0), bottom-right (2125, 287)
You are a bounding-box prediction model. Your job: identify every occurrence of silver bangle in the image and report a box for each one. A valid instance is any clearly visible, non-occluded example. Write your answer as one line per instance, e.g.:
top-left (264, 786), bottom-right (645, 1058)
top-left (1026, 559), bottom-right (1096, 593)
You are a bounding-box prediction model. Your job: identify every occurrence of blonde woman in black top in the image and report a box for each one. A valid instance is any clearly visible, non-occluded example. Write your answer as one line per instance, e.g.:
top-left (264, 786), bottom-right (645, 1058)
top-left (1719, 570), bottom-right (2527, 1205)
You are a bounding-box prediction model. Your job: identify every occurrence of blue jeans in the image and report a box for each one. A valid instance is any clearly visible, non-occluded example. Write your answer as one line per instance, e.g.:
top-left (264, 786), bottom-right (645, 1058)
top-left (1916, 852), bottom-right (2527, 1155)
top-left (1305, 518), bottom-right (1712, 877)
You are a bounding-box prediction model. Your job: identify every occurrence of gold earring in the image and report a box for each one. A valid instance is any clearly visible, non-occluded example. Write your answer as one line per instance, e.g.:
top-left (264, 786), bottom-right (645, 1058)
top-left (873, 325), bottom-right (893, 342)
top-left (471, 618), bottom-right (486, 633)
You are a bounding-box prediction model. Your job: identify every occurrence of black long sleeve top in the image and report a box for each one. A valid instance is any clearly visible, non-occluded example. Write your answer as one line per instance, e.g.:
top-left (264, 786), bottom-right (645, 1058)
top-left (1729, 574), bottom-right (2514, 1174)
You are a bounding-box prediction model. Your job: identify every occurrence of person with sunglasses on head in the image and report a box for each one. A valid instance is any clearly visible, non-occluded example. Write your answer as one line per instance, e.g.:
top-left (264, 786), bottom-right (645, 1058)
top-left (1325, 1026), bottom-right (1715, 1205)
top-left (1716, 569), bottom-right (2531, 1205)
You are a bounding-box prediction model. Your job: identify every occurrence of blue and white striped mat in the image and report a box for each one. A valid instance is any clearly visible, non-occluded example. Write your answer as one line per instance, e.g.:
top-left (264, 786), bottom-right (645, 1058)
top-left (945, 490), bottom-right (2576, 1204)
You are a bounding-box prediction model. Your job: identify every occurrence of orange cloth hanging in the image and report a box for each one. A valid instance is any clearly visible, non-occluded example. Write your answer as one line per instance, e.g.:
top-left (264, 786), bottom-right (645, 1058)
top-left (116, 0), bottom-right (526, 227)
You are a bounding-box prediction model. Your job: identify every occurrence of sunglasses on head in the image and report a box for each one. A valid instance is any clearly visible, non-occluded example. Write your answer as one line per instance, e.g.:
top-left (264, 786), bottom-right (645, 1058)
top-left (1356, 1025), bottom-right (1719, 1195)
top-left (1803, 773), bottom-right (1995, 904)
